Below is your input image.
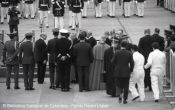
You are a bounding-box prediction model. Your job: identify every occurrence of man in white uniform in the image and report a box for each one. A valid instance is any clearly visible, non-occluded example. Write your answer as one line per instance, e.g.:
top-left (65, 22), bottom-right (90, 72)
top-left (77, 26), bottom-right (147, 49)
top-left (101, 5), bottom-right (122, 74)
top-left (129, 44), bottom-right (145, 102)
top-left (144, 42), bottom-right (166, 102)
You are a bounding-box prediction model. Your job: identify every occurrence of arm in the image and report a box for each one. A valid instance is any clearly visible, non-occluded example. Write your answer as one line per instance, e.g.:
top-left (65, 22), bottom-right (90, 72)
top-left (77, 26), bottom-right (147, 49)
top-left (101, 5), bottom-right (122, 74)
top-left (144, 53), bottom-right (152, 69)
top-left (2, 43), bottom-right (6, 64)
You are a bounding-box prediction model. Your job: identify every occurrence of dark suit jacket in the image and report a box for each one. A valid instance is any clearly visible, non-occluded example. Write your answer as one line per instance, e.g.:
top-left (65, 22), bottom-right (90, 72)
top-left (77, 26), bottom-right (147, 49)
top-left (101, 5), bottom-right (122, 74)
top-left (151, 34), bottom-right (165, 51)
top-left (73, 42), bottom-right (94, 66)
top-left (138, 35), bottom-right (153, 62)
top-left (47, 38), bottom-right (59, 64)
top-left (3, 40), bottom-right (18, 65)
top-left (111, 49), bottom-right (134, 78)
top-left (55, 37), bottom-right (72, 64)
top-left (19, 41), bottom-right (35, 64)
top-left (34, 39), bottom-right (48, 63)
top-left (86, 37), bottom-right (97, 48)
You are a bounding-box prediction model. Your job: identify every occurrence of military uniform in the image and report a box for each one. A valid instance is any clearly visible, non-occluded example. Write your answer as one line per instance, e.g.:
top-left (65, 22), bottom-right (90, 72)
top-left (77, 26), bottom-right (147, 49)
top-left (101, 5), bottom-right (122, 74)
top-left (109, 0), bottom-right (116, 17)
top-left (123, 0), bottom-right (131, 17)
top-left (82, 0), bottom-right (88, 17)
top-left (136, 0), bottom-right (145, 17)
top-left (94, 0), bottom-right (103, 17)
top-left (39, 0), bottom-right (50, 28)
top-left (68, 0), bottom-right (73, 27)
top-left (52, 0), bottom-right (65, 29)
top-left (24, 0), bottom-right (35, 18)
top-left (55, 29), bottom-right (72, 91)
top-left (130, 0), bottom-right (137, 16)
top-left (0, 0), bottom-right (10, 24)
top-left (3, 33), bottom-right (20, 89)
top-left (70, 0), bottom-right (84, 29)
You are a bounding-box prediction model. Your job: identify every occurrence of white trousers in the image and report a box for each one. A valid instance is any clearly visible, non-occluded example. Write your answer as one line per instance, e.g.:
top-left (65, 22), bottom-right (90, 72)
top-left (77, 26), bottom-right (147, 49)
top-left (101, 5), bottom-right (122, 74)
top-left (82, 1), bottom-right (88, 16)
top-left (95, 3), bottom-right (102, 17)
top-left (124, 2), bottom-right (131, 17)
top-left (130, 1), bottom-right (137, 15)
top-left (109, 1), bottom-right (116, 16)
top-left (39, 11), bottom-right (49, 27)
top-left (1, 7), bottom-right (9, 23)
top-left (137, 2), bottom-right (144, 17)
top-left (72, 12), bottom-right (82, 29)
top-left (25, 3), bottom-right (35, 18)
top-left (54, 16), bottom-right (64, 29)
top-left (150, 69), bottom-right (164, 100)
top-left (69, 11), bottom-right (73, 26)
top-left (129, 69), bottom-right (145, 101)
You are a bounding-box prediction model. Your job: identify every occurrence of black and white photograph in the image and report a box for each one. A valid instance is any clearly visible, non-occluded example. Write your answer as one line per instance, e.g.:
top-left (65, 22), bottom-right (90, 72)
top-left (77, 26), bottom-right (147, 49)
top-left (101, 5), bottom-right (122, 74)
top-left (0, 0), bottom-right (175, 110)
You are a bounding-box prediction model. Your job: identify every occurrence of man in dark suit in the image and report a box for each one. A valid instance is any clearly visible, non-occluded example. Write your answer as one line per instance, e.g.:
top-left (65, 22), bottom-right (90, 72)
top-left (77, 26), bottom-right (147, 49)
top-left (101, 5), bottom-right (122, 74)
top-left (3, 33), bottom-right (20, 90)
top-left (73, 31), bottom-right (94, 92)
top-left (34, 33), bottom-right (47, 84)
top-left (86, 31), bottom-right (97, 48)
top-left (111, 41), bottom-right (134, 104)
top-left (138, 29), bottom-right (152, 91)
top-left (55, 29), bottom-right (72, 91)
top-left (19, 32), bottom-right (35, 90)
top-left (47, 28), bottom-right (59, 89)
top-left (151, 28), bottom-right (165, 51)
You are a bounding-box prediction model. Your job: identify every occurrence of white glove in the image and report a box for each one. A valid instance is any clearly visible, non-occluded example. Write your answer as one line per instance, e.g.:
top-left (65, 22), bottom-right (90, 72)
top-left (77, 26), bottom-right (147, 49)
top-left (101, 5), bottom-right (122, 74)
top-left (48, 11), bottom-right (51, 14)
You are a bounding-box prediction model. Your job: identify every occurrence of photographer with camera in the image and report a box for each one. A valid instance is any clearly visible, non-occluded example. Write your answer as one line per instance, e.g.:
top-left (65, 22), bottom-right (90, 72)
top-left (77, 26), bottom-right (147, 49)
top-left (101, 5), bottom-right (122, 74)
top-left (8, 5), bottom-right (20, 41)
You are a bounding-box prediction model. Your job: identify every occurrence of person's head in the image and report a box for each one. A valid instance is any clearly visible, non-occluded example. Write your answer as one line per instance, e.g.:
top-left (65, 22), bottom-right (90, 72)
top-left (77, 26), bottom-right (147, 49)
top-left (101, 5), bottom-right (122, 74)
top-left (154, 28), bottom-right (160, 34)
top-left (40, 33), bottom-right (47, 40)
top-left (87, 31), bottom-right (92, 38)
top-left (144, 29), bottom-right (151, 36)
top-left (25, 32), bottom-right (33, 40)
top-left (8, 33), bottom-right (17, 40)
top-left (121, 41), bottom-right (128, 49)
top-left (52, 28), bottom-right (59, 37)
top-left (99, 36), bottom-right (106, 43)
top-left (131, 44), bottom-right (138, 53)
top-left (111, 37), bottom-right (119, 48)
top-left (79, 32), bottom-right (86, 41)
top-left (60, 29), bottom-right (69, 38)
top-left (152, 42), bottom-right (159, 50)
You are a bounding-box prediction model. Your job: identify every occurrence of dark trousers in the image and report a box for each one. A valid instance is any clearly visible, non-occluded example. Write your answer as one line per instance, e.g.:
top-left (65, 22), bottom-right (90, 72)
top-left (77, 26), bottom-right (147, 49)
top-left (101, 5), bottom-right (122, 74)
top-left (49, 63), bottom-right (56, 86)
top-left (116, 77), bottom-right (130, 101)
top-left (23, 64), bottom-right (34, 88)
top-left (9, 25), bottom-right (18, 40)
top-left (6, 64), bottom-right (19, 87)
top-left (58, 64), bottom-right (71, 89)
top-left (37, 62), bottom-right (46, 83)
top-left (56, 64), bottom-right (61, 87)
top-left (77, 66), bottom-right (90, 91)
top-left (144, 68), bottom-right (152, 90)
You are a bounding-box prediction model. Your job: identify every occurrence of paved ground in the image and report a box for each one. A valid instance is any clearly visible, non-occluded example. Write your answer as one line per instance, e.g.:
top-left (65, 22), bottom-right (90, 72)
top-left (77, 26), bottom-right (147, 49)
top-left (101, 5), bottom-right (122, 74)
top-left (0, 0), bottom-right (175, 110)
top-left (0, 78), bottom-right (172, 110)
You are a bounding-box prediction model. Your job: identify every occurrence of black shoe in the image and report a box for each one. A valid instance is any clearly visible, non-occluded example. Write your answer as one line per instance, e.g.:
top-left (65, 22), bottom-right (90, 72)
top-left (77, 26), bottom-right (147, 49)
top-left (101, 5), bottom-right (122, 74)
top-left (79, 90), bottom-right (83, 92)
top-left (29, 87), bottom-right (35, 90)
top-left (14, 87), bottom-right (20, 90)
top-left (46, 26), bottom-right (49, 28)
top-left (1, 22), bottom-right (4, 24)
top-left (118, 97), bottom-right (122, 103)
top-left (123, 100), bottom-right (127, 104)
top-left (7, 86), bottom-right (10, 90)
top-left (25, 88), bottom-right (29, 90)
top-left (132, 96), bottom-right (139, 101)
top-left (85, 89), bottom-right (91, 92)
top-left (155, 100), bottom-right (159, 102)
top-left (69, 26), bottom-right (72, 28)
top-left (82, 16), bottom-right (87, 18)
top-left (49, 86), bottom-right (52, 89)
top-left (71, 28), bottom-right (75, 30)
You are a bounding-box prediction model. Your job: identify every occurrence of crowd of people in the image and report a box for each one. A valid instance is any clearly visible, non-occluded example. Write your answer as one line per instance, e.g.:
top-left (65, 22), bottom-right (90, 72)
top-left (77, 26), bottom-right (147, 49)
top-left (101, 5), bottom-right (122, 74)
top-left (2, 25), bottom-right (175, 104)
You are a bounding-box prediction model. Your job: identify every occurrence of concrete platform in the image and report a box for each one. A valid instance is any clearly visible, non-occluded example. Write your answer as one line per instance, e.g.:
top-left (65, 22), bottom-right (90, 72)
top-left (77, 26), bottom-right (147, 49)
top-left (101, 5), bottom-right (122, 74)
top-left (0, 78), bottom-right (172, 110)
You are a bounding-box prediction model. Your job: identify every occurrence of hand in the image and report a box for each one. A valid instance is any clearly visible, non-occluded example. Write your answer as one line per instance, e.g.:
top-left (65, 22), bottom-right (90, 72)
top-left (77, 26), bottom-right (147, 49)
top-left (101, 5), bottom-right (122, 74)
top-left (43, 60), bottom-right (47, 64)
top-left (48, 11), bottom-right (51, 14)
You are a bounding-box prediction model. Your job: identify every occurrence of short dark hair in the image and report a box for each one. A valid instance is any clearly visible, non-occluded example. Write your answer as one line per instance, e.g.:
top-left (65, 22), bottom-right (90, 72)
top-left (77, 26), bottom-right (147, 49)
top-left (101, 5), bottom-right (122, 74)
top-left (121, 41), bottom-right (128, 48)
top-left (53, 32), bottom-right (59, 36)
top-left (131, 44), bottom-right (138, 51)
top-left (144, 29), bottom-right (151, 35)
top-left (25, 33), bottom-right (33, 40)
top-left (152, 42), bottom-right (159, 49)
top-left (155, 28), bottom-right (160, 34)
top-left (79, 33), bottom-right (85, 40)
